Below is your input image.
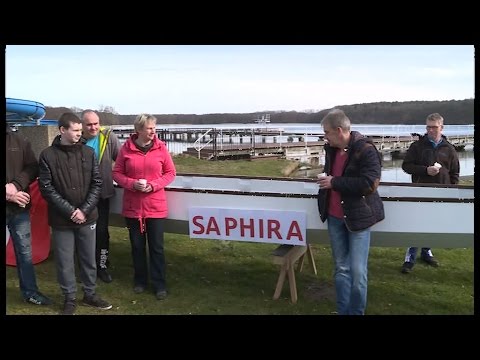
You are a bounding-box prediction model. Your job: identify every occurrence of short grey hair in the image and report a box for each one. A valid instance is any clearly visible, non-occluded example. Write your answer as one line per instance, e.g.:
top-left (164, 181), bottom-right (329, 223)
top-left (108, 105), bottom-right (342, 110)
top-left (426, 113), bottom-right (444, 126)
top-left (134, 113), bottom-right (157, 132)
top-left (321, 109), bottom-right (351, 131)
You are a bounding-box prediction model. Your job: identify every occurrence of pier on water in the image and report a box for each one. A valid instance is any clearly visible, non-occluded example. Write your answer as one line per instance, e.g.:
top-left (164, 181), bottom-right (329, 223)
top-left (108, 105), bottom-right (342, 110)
top-left (112, 126), bottom-right (474, 164)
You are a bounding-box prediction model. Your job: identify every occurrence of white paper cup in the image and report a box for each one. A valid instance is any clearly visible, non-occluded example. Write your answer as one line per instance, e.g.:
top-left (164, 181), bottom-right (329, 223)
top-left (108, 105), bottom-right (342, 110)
top-left (317, 172), bottom-right (327, 179)
top-left (139, 179), bottom-right (147, 186)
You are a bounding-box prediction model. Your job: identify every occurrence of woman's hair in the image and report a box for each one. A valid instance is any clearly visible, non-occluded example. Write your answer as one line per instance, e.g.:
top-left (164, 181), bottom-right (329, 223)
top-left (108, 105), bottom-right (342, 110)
top-left (134, 113), bottom-right (157, 132)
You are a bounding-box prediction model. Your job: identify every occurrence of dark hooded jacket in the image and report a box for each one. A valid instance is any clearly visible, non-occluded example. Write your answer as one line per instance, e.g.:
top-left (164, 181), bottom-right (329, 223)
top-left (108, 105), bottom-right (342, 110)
top-left (38, 135), bottom-right (102, 228)
top-left (402, 133), bottom-right (459, 185)
top-left (6, 127), bottom-right (38, 217)
top-left (317, 131), bottom-right (385, 232)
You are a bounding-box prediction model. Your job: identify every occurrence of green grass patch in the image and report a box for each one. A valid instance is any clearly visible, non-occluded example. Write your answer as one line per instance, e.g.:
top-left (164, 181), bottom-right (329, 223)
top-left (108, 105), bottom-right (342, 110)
top-left (6, 234), bottom-right (473, 315)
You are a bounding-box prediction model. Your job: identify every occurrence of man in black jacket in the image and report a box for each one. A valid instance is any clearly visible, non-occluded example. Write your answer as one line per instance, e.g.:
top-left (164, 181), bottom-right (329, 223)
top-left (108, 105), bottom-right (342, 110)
top-left (317, 109), bottom-right (384, 315)
top-left (6, 125), bottom-right (53, 306)
top-left (39, 112), bottom-right (112, 315)
top-left (400, 113), bottom-right (460, 273)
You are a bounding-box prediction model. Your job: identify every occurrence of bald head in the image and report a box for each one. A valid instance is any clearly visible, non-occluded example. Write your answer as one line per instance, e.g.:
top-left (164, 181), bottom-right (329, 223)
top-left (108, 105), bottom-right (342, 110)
top-left (81, 110), bottom-right (101, 139)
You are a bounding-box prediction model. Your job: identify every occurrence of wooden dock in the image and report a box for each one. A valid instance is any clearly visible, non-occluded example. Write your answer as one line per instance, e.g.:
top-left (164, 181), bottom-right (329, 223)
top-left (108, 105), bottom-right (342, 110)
top-left (113, 127), bottom-right (473, 162)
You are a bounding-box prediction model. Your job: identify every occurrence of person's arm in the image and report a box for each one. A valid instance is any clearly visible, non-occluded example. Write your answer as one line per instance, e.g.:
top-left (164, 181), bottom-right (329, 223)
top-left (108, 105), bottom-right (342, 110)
top-left (80, 149), bottom-right (102, 215)
top-left (149, 147), bottom-right (177, 191)
top-left (109, 130), bottom-right (121, 162)
top-left (402, 142), bottom-right (427, 176)
top-left (38, 150), bottom-right (76, 218)
top-left (112, 146), bottom-right (136, 191)
top-left (11, 137), bottom-right (38, 191)
top-left (449, 149), bottom-right (460, 185)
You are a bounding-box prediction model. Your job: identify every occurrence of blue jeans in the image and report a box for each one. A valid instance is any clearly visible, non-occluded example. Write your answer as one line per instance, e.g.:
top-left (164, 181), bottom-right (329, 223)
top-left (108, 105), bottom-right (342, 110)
top-left (327, 216), bottom-right (371, 315)
top-left (6, 211), bottom-right (39, 299)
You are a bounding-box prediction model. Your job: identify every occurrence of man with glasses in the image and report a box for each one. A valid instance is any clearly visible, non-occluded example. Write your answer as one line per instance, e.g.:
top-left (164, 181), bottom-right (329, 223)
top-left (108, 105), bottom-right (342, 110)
top-left (401, 113), bottom-right (460, 274)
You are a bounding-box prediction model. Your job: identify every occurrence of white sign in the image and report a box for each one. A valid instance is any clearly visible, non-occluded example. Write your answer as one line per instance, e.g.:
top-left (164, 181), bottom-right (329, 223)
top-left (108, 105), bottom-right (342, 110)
top-left (188, 207), bottom-right (306, 246)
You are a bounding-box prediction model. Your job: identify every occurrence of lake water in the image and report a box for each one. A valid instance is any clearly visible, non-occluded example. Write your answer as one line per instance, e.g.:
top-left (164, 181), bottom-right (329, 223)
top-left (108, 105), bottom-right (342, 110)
top-left (297, 146), bottom-right (474, 182)
top-left (113, 123), bottom-right (474, 137)
top-left (380, 147), bottom-right (474, 182)
top-left (114, 123), bottom-right (474, 182)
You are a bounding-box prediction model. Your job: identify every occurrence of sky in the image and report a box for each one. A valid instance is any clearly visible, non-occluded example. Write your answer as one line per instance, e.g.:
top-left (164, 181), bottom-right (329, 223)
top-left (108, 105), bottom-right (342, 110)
top-left (5, 45), bottom-right (474, 115)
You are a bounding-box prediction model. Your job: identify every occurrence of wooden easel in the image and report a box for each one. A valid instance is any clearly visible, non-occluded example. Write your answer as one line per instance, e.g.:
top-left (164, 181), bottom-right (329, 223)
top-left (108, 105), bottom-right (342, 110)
top-left (272, 244), bottom-right (317, 304)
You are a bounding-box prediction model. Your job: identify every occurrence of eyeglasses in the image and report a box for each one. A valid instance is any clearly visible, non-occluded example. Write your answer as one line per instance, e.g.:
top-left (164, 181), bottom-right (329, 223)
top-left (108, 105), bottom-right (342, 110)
top-left (426, 125), bottom-right (441, 130)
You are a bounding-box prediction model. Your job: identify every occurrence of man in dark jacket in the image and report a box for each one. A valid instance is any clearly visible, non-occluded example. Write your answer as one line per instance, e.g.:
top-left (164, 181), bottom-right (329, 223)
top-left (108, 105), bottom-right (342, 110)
top-left (400, 113), bottom-right (460, 273)
top-left (6, 125), bottom-right (53, 306)
top-left (317, 109), bottom-right (384, 315)
top-left (38, 112), bottom-right (112, 315)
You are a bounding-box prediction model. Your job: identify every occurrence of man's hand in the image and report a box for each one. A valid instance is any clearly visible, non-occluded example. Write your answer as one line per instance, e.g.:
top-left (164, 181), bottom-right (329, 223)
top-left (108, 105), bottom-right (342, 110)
top-left (5, 183), bottom-right (18, 201)
top-left (11, 191), bottom-right (30, 207)
top-left (70, 208), bottom-right (87, 224)
top-left (427, 166), bottom-right (440, 176)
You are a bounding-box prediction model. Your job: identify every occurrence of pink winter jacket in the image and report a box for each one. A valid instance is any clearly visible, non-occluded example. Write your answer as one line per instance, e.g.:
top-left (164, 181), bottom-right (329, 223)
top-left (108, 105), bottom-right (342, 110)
top-left (112, 134), bottom-right (176, 219)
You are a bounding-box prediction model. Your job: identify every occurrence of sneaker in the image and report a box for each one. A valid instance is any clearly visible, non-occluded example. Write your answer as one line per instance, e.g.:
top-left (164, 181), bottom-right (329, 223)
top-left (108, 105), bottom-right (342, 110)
top-left (62, 299), bottom-right (77, 315)
top-left (421, 255), bottom-right (439, 267)
top-left (97, 268), bottom-right (113, 283)
top-left (133, 285), bottom-right (146, 294)
top-left (82, 294), bottom-right (113, 310)
top-left (25, 292), bottom-right (53, 305)
top-left (156, 290), bottom-right (167, 300)
top-left (401, 261), bottom-right (414, 274)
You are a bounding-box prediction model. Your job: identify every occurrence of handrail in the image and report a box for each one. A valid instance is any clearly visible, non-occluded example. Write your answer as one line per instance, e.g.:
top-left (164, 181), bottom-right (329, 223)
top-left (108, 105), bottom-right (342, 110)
top-left (193, 128), bottom-right (214, 159)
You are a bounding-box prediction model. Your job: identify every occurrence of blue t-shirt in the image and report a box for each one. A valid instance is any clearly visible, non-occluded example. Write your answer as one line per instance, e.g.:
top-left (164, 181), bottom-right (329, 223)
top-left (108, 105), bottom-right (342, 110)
top-left (86, 135), bottom-right (100, 161)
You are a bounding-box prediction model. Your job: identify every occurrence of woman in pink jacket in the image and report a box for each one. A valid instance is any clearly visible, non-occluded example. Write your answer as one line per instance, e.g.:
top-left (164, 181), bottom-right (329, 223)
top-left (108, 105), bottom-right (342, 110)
top-left (113, 114), bottom-right (176, 300)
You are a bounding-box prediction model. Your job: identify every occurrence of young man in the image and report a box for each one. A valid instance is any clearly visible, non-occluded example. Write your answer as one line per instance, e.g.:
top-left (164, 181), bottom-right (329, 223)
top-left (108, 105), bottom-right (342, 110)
top-left (81, 110), bottom-right (121, 283)
top-left (38, 112), bottom-right (112, 315)
top-left (6, 125), bottom-right (53, 306)
top-left (317, 109), bottom-right (384, 315)
top-left (401, 113), bottom-right (460, 273)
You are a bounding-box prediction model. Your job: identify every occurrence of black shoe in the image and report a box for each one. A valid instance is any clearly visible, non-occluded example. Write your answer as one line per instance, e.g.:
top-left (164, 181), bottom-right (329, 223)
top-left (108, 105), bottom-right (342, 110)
top-left (421, 255), bottom-right (439, 267)
top-left (25, 292), bottom-right (53, 305)
top-left (61, 299), bottom-right (77, 315)
top-left (401, 261), bottom-right (414, 274)
top-left (156, 290), bottom-right (167, 300)
top-left (133, 285), bottom-right (146, 294)
top-left (82, 294), bottom-right (112, 310)
top-left (97, 269), bottom-right (113, 283)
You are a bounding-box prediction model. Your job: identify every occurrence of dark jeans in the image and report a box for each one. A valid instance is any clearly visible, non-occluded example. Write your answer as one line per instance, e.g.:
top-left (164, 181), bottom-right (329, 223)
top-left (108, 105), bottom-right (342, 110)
top-left (96, 198), bottom-right (110, 270)
top-left (405, 247), bottom-right (433, 263)
top-left (125, 217), bottom-right (166, 292)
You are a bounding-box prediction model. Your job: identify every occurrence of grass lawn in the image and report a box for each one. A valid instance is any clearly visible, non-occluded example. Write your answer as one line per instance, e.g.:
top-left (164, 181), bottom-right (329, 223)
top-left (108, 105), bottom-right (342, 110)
top-left (5, 156), bottom-right (474, 315)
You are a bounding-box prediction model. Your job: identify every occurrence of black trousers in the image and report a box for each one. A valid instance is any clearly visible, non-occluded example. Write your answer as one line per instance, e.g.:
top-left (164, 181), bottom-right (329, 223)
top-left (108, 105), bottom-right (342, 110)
top-left (125, 217), bottom-right (166, 292)
top-left (96, 198), bottom-right (111, 270)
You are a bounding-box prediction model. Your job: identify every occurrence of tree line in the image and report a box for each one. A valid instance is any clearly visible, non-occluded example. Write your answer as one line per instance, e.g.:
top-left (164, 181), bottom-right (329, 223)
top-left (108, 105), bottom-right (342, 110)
top-left (44, 99), bottom-right (474, 125)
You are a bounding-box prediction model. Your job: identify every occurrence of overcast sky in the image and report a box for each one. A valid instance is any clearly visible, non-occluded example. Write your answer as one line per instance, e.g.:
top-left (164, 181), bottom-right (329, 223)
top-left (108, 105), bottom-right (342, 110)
top-left (5, 45), bottom-right (474, 115)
